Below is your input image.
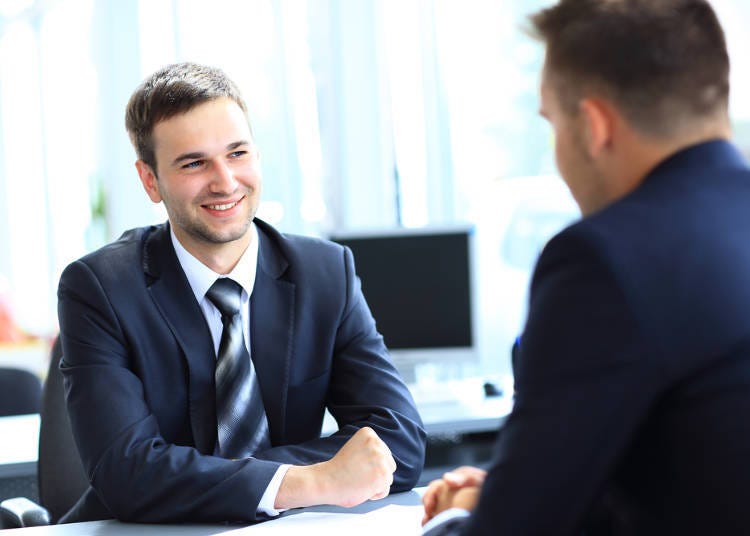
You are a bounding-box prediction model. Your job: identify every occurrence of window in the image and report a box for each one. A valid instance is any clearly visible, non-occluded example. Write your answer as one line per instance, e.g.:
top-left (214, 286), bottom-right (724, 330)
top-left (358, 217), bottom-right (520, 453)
top-left (1, 0), bottom-right (749, 377)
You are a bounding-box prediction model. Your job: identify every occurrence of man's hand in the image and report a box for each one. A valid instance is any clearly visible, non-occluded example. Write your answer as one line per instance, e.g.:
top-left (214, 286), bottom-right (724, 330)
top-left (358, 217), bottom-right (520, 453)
top-left (275, 427), bottom-right (397, 510)
top-left (421, 466), bottom-right (486, 525)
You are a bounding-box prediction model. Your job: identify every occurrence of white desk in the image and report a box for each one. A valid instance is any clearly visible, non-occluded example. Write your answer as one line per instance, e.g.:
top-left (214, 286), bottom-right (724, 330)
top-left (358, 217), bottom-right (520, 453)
top-left (3, 490), bottom-right (424, 534)
top-left (408, 376), bottom-right (513, 435)
top-left (0, 414), bottom-right (40, 479)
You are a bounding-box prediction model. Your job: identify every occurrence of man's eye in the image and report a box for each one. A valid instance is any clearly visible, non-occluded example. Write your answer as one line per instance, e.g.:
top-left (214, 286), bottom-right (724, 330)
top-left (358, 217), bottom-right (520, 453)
top-left (182, 160), bottom-right (202, 169)
top-left (229, 150), bottom-right (247, 158)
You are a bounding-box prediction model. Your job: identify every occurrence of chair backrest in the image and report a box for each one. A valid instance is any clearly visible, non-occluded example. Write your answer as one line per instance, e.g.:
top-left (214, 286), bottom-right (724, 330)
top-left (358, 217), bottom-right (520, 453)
top-left (0, 367), bottom-right (41, 417)
top-left (37, 338), bottom-right (88, 523)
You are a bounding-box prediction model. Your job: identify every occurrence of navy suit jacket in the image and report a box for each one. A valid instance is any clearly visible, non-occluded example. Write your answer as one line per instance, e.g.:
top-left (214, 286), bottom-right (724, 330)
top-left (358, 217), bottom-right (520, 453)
top-left (57, 219), bottom-right (425, 523)
top-left (426, 140), bottom-right (750, 535)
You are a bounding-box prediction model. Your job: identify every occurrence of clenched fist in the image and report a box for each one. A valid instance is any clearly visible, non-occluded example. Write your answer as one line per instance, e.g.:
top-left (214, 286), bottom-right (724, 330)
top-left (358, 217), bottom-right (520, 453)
top-left (275, 427), bottom-right (397, 510)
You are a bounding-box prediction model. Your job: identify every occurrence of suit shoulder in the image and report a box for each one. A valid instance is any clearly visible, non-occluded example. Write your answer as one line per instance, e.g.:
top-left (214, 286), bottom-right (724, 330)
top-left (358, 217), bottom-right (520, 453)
top-left (538, 217), bottom-right (603, 266)
top-left (256, 222), bottom-right (350, 288)
top-left (257, 219), bottom-right (345, 261)
top-left (277, 233), bottom-right (350, 281)
top-left (280, 232), bottom-right (344, 256)
top-left (64, 224), bottom-right (164, 278)
top-left (542, 196), bottom-right (650, 268)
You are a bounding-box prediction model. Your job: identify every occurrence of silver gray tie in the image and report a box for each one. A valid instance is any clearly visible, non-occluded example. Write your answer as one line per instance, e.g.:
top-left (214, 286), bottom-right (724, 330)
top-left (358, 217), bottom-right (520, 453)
top-left (206, 278), bottom-right (271, 458)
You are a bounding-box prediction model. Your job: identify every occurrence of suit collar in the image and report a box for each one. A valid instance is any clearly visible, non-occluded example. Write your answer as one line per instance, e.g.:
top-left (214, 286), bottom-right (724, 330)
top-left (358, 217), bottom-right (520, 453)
top-left (250, 219), bottom-right (295, 446)
top-left (254, 218), bottom-right (290, 280)
top-left (649, 139), bottom-right (747, 179)
top-left (143, 223), bottom-right (218, 454)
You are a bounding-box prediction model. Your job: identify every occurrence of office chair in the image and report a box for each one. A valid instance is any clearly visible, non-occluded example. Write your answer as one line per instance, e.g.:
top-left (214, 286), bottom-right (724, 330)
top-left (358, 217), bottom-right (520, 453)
top-left (0, 338), bottom-right (88, 528)
top-left (0, 366), bottom-right (42, 417)
top-left (0, 365), bottom-right (43, 514)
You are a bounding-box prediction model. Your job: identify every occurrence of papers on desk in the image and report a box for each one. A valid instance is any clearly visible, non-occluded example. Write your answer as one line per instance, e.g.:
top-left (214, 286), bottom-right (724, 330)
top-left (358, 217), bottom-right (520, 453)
top-left (223, 505), bottom-right (422, 535)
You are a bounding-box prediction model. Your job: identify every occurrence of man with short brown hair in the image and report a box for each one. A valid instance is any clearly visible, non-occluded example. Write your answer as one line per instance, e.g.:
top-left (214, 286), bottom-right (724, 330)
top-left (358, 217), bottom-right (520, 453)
top-left (58, 62), bottom-right (425, 524)
top-left (423, 1), bottom-right (750, 534)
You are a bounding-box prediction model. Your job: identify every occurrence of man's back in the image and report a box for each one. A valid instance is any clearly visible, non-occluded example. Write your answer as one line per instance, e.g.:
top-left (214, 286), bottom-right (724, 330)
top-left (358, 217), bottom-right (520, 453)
top-left (436, 141), bottom-right (750, 536)
top-left (420, 2), bottom-right (746, 534)
top-left (577, 140), bottom-right (750, 533)
top-left (533, 140), bottom-right (750, 534)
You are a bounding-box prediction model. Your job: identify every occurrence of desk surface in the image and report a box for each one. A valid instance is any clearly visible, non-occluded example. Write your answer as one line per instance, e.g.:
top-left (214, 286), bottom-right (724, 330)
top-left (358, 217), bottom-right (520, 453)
top-left (4, 490), bottom-right (424, 534)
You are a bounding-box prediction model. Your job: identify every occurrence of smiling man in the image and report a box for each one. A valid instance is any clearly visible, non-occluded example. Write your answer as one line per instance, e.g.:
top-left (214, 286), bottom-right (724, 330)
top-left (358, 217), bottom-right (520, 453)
top-left (56, 62), bottom-right (425, 524)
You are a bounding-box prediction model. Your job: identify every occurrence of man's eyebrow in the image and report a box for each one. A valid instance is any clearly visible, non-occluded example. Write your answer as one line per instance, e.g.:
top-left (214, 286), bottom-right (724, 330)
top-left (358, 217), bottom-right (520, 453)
top-left (172, 152), bottom-right (205, 166)
top-left (227, 140), bottom-right (251, 151)
top-left (171, 141), bottom-right (251, 167)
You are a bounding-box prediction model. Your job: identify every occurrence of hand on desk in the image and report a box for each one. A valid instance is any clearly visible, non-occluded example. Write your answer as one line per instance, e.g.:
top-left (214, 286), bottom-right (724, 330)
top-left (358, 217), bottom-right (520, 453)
top-left (421, 465), bottom-right (486, 525)
top-left (275, 426), bottom-right (397, 510)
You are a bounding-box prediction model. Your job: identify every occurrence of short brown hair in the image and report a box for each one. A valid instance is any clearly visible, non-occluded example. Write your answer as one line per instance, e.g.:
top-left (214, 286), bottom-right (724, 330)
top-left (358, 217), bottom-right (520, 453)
top-left (125, 62), bottom-right (249, 171)
top-left (529, 0), bottom-right (729, 137)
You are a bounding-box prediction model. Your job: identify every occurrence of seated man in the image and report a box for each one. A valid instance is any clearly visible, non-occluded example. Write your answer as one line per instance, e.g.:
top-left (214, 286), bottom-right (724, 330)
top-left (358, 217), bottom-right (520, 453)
top-left (57, 62), bottom-right (425, 524)
top-left (423, 0), bottom-right (750, 534)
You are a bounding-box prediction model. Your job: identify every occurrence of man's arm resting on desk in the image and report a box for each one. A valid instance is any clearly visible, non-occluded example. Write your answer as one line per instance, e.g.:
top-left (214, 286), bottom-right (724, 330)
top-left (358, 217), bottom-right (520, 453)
top-left (128, 425), bottom-right (397, 519)
top-left (216, 426), bottom-right (398, 516)
top-left (275, 427), bottom-right (397, 509)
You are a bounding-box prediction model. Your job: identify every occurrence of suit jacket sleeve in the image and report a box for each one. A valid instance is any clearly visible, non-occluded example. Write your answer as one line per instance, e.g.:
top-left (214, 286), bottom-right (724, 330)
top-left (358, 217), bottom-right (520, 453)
top-left (426, 229), bottom-right (662, 536)
top-left (58, 259), bottom-right (282, 523)
top-left (250, 245), bottom-right (426, 491)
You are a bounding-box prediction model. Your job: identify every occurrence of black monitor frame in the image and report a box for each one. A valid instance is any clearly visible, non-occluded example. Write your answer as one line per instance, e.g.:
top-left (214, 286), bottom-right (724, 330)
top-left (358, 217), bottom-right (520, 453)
top-left (330, 225), bottom-right (479, 379)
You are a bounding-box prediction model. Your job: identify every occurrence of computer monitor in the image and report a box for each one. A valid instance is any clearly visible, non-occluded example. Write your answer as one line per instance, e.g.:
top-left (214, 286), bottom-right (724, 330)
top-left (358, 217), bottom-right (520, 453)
top-left (330, 226), bottom-right (478, 379)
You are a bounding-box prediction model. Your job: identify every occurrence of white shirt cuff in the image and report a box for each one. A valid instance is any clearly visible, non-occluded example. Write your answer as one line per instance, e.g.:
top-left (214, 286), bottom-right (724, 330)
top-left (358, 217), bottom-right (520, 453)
top-left (422, 508), bottom-right (470, 534)
top-left (256, 464), bottom-right (292, 517)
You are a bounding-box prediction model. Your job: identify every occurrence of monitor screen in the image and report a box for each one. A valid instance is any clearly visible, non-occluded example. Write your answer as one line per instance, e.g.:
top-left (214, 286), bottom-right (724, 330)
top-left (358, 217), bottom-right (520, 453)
top-left (331, 227), bottom-right (475, 363)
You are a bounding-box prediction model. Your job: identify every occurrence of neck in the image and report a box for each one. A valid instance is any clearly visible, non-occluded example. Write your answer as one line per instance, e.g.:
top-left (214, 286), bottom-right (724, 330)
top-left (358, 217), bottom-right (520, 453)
top-left (584, 119), bottom-right (731, 216)
top-left (172, 227), bottom-right (250, 275)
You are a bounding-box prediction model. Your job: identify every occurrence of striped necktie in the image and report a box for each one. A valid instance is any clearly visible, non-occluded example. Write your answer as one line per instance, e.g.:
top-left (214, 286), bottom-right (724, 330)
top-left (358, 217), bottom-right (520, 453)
top-left (206, 278), bottom-right (271, 458)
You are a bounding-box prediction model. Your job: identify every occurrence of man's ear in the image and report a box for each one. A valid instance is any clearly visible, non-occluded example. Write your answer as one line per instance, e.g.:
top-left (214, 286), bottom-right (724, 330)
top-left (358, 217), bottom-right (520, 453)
top-left (579, 98), bottom-right (614, 158)
top-left (135, 160), bottom-right (162, 203)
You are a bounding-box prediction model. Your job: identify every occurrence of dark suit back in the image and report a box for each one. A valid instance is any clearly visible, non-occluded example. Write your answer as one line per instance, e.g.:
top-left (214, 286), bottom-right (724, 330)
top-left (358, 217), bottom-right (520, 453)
top-left (429, 141), bottom-right (750, 535)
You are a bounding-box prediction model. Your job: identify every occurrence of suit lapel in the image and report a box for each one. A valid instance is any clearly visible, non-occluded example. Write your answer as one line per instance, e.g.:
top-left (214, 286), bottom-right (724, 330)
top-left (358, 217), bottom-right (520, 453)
top-left (142, 224), bottom-right (217, 454)
top-left (251, 222), bottom-right (295, 446)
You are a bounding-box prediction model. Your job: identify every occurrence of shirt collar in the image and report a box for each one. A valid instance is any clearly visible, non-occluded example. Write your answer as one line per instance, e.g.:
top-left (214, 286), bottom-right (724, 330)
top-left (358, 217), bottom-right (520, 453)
top-left (170, 222), bottom-right (259, 303)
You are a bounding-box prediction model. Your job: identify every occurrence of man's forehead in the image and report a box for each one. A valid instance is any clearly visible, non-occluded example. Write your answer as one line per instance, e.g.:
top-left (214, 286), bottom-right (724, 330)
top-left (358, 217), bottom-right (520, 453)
top-left (154, 99), bottom-right (249, 136)
top-left (149, 104), bottom-right (251, 168)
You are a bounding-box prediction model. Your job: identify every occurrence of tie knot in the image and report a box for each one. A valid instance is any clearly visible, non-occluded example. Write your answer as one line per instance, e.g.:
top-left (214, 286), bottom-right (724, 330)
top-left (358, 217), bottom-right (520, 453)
top-left (206, 278), bottom-right (243, 318)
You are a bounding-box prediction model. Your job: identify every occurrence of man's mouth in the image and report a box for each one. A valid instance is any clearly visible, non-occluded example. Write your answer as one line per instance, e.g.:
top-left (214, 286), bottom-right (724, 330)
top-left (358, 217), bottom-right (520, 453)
top-left (204, 198), bottom-right (242, 211)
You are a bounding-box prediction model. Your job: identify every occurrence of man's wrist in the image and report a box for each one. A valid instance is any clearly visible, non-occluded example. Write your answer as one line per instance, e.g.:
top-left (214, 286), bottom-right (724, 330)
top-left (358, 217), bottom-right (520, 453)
top-left (258, 464), bottom-right (291, 516)
top-left (274, 462), bottom-right (329, 510)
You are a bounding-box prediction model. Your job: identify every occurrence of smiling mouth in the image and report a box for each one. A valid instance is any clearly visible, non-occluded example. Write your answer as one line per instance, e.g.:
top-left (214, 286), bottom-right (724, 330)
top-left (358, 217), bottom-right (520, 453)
top-left (203, 197), bottom-right (243, 211)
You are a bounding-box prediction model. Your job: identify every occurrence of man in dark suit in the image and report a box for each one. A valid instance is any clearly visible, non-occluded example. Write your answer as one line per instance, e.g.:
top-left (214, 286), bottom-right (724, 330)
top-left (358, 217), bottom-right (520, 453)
top-left (422, 1), bottom-right (750, 534)
top-left (57, 62), bottom-right (425, 524)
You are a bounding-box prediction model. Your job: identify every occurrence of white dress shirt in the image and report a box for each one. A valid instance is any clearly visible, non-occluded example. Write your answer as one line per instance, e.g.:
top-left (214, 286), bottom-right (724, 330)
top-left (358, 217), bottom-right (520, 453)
top-left (170, 223), bottom-right (289, 517)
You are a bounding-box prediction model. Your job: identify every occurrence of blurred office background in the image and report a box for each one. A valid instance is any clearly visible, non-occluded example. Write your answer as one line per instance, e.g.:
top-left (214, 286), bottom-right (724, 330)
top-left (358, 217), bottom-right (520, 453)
top-left (1, 0), bottom-right (749, 381)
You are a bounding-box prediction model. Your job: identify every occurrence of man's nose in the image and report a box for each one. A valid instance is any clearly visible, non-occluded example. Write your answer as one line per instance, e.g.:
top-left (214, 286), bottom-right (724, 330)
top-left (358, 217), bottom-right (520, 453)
top-left (209, 160), bottom-right (238, 193)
